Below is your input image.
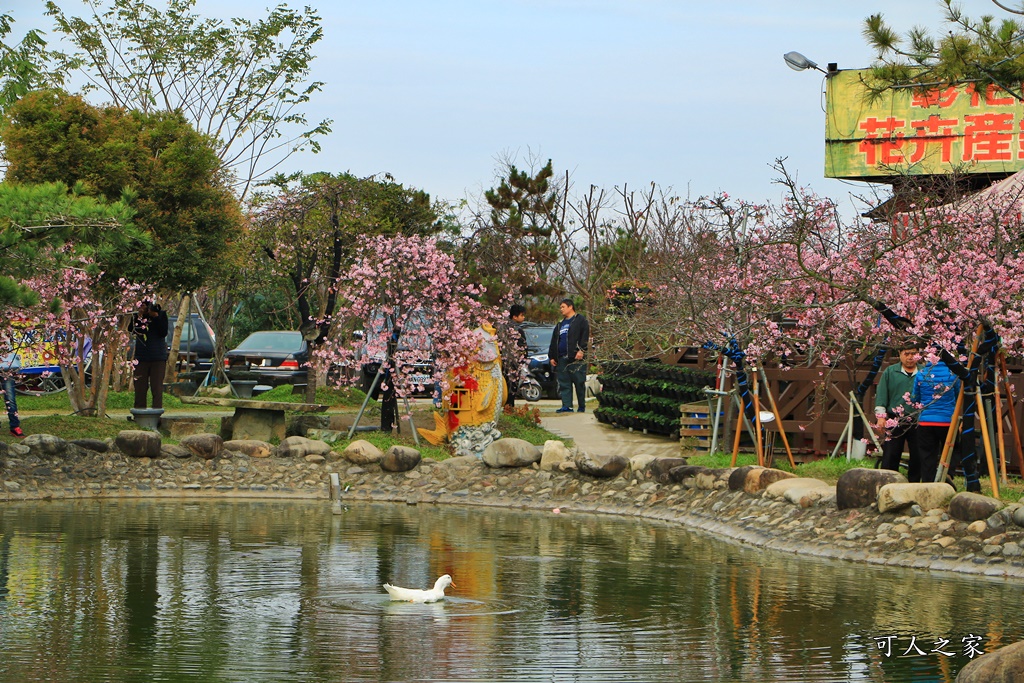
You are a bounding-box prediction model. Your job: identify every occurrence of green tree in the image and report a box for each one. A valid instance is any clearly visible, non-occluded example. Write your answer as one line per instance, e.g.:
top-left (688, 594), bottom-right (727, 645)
top-left (0, 180), bottom-right (140, 308)
top-left (863, 1), bottom-right (1024, 100)
top-left (43, 0), bottom-right (330, 199)
top-left (463, 158), bottom-right (563, 309)
top-left (0, 13), bottom-right (59, 113)
top-left (2, 89), bottom-right (242, 293)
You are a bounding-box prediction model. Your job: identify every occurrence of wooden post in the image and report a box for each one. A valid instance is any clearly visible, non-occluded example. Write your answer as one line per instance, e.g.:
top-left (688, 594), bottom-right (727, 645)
top-left (752, 369), bottom-right (764, 467)
top-left (730, 393), bottom-right (744, 467)
top-left (936, 384), bottom-right (965, 483)
top-left (993, 360), bottom-right (1008, 487)
top-left (937, 329), bottom-right (982, 483)
top-left (759, 366), bottom-right (796, 468)
top-left (998, 352), bottom-right (1024, 479)
top-left (975, 389), bottom-right (1000, 499)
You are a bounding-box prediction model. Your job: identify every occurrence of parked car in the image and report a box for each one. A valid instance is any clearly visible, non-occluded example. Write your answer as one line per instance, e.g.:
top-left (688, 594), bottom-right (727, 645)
top-left (359, 311), bottom-right (435, 398)
top-left (223, 331), bottom-right (309, 387)
top-left (165, 314), bottom-right (216, 371)
top-left (521, 323), bottom-right (558, 399)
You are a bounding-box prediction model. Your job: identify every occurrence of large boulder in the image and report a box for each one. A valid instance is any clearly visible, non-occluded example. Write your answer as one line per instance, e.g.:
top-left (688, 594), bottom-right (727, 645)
top-left (540, 440), bottom-right (572, 472)
top-left (343, 440), bottom-right (384, 465)
top-left (575, 452), bottom-right (629, 478)
top-left (955, 640), bottom-right (1024, 683)
top-left (179, 433), bottom-right (223, 460)
top-left (836, 468), bottom-right (908, 510)
top-left (286, 414), bottom-right (330, 437)
top-left (115, 430), bottom-right (162, 458)
top-left (695, 468), bottom-right (734, 491)
top-left (71, 438), bottom-right (110, 453)
top-left (668, 465), bottom-right (710, 483)
top-left (728, 465), bottom-right (763, 491)
top-left (744, 468), bottom-right (797, 494)
top-left (763, 477), bottom-right (835, 507)
top-left (1012, 504), bottom-right (1024, 529)
top-left (223, 440), bottom-right (273, 458)
top-left (161, 444), bottom-right (192, 459)
top-left (23, 434), bottom-right (71, 458)
top-left (648, 457), bottom-right (689, 483)
top-left (877, 482), bottom-right (955, 513)
top-left (380, 445), bottom-right (421, 472)
top-left (306, 428), bottom-right (346, 444)
top-left (482, 438), bottom-right (541, 468)
top-left (275, 436), bottom-right (332, 459)
top-left (949, 491), bottom-right (1006, 522)
top-left (628, 454), bottom-right (659, 473)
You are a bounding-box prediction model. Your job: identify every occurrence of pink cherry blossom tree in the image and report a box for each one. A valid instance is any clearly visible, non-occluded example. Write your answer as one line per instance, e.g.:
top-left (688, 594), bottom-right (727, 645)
top-left (689, 164), bottom-right (1024, 492)
top-left (312, 234), bottom-right (506, 401)
top-left (8, 262), bottom-right (152, 416)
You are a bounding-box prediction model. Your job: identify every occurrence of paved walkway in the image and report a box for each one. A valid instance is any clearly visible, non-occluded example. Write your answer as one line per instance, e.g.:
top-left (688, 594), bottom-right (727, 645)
top-left (537, 398), bottom-right (681, 459)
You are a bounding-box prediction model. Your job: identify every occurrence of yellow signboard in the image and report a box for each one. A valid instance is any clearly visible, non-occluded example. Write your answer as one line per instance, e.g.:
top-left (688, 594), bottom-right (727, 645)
top-left (825, 69), bottom-right (1024, 179)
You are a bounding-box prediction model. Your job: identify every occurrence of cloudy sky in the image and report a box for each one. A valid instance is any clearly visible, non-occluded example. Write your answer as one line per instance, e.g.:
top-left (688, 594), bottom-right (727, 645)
top-left (5, 0), bottom-right (1011, 211)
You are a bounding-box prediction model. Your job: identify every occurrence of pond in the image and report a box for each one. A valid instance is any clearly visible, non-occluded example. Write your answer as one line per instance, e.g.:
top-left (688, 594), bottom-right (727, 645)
top-left (0, 500), bottom-right (1021, 683)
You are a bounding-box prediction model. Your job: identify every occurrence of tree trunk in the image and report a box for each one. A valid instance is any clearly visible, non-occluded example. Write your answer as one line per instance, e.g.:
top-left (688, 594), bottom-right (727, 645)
top-left (165, 295), bottom-right (191, 383)
top-left (304, 358), bottom-right (318, 404)
top-left (94, 343), bottom-right (116, 417)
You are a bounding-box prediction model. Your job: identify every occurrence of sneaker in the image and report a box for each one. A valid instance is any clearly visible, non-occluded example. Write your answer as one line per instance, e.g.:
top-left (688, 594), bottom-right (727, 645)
top-left (10, 427), bottom-right (24, 438)
top-left (555, 407), bottom-right (573, 413)
top-left (577, 408), bottom-right (585, 413)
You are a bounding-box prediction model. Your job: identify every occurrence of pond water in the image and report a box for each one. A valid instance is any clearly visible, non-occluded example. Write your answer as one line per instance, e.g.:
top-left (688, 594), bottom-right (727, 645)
top-left (0, 500), bottom-right (1021, 683)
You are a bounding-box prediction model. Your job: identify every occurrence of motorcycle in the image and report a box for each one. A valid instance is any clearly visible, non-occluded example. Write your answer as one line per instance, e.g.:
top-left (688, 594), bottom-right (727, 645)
top-left (517, 361), bottom-right (543, 401)
top-left (517, 353), bottom-right (558, 401)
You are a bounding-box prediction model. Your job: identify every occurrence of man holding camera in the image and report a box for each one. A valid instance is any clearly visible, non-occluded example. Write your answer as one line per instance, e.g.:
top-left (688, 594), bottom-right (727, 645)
top-left (132, 300), bottom-right (169, 409)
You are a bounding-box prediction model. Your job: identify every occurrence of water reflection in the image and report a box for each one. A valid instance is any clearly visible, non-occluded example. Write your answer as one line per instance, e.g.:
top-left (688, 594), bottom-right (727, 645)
top-left (0, 500), bottom-right (1020, 682)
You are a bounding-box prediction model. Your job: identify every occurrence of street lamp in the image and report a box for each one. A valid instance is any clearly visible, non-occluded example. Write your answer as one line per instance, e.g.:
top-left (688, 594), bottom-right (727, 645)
top-left (783, 51), bottom-right (828, 75)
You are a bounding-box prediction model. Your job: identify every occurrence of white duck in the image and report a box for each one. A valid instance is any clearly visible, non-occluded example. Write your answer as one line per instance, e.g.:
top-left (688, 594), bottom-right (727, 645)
top-left (383, 574), bottom-right (455, 603)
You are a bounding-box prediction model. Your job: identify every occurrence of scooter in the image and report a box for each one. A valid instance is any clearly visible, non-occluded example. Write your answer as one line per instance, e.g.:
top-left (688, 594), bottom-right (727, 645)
top-left (517, 361), bottom-right (544, 402)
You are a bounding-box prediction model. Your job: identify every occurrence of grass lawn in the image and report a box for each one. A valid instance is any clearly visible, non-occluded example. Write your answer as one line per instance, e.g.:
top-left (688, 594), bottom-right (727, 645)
top-left (17, 390), bottom-right (191, 413)
top-left (251, 384), bottom-right (367, 408)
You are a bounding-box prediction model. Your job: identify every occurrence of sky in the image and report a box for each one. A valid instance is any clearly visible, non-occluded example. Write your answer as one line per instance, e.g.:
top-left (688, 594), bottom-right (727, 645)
top-left (4, 0), bottom-right (1013, 212)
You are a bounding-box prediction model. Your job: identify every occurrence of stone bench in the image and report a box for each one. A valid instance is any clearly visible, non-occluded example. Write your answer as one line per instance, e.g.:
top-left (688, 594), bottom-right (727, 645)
top-left (179, 396), bottom-right (329, 442)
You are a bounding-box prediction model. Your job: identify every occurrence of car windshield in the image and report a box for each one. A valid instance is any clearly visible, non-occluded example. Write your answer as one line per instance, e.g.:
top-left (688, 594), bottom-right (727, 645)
top-left (524, 326), bottom-right (553, 354)
top-left (235, 332), bottom-right (303, 353)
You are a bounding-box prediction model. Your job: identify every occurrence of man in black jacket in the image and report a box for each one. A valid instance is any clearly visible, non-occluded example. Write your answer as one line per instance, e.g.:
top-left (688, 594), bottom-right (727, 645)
top-left (548, 298), bottom-right (589, 413)
top-left (132, 300), bottom-right (169, 409)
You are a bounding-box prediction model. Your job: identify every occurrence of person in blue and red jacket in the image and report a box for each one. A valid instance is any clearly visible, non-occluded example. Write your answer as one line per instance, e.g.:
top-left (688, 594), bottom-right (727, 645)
top-left (912, 360), bottom-right (961, 484)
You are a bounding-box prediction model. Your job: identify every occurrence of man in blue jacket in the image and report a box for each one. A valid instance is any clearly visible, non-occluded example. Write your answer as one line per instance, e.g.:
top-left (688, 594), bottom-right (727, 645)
top-left (548, 298), bottom-right (590, 413)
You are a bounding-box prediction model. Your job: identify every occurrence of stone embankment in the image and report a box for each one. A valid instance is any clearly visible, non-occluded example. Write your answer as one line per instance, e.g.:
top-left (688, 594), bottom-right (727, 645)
top-left (3, 430), bottom-right (1024, 580)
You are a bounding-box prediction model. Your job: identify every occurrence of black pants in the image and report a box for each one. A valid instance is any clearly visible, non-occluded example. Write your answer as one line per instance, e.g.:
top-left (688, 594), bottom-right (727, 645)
top-left (133, 360), bottom-right (166, 409)
top-left (880, 421), bottom-right (917, 474)
top-left (915, 425), bottom-right (949, 483)
top-left (503, 372), bottom-right (517, 406)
